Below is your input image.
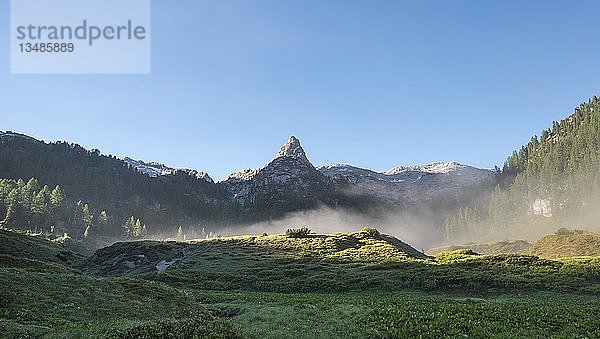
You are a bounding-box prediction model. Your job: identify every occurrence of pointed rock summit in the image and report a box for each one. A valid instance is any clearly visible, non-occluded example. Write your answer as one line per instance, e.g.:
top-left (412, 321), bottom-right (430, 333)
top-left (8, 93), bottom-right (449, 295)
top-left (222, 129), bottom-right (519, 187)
top-left (276, 136), bottom-right (310, 164)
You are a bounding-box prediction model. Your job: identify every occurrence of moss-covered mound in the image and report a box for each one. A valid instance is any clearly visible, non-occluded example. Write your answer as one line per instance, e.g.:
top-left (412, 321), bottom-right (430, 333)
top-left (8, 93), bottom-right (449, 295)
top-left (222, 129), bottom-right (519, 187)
top-left (526, 232), bottom-right (600, 259)
top-left (82, 230), bottom-right (428, 276)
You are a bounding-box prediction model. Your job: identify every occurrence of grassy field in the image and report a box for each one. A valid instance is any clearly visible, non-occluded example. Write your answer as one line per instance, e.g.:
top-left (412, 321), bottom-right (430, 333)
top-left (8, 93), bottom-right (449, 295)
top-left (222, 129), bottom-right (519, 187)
top-left (216, 291), bottom-right (600, 338)
top-left (1, 228), bottom-right (600, 338)
top-left (0, 266), bottom-right (239, 337)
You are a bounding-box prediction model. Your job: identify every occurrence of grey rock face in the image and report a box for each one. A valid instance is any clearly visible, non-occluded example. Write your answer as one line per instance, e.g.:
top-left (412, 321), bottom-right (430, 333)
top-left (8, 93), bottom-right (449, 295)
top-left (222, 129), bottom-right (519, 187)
top-left (276, 136), bottom-right (311, 165)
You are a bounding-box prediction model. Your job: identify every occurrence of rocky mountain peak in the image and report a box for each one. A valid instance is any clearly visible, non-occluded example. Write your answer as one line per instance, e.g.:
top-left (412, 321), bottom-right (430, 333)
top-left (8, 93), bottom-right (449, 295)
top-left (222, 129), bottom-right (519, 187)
top-left (276, 136), bottom-right (310, 164)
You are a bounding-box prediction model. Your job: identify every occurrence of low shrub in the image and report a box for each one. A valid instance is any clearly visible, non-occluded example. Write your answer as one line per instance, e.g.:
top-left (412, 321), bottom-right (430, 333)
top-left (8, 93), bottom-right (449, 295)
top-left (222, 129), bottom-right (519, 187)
top-left (285, 227), bottom-right (311, 238)
top-left (555, 228), bottom-right (585, 235)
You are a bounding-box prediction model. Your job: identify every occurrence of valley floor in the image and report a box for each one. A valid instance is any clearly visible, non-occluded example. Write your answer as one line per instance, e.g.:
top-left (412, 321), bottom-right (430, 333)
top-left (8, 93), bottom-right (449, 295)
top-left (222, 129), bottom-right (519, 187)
top-left (205, 290), bottom-right (600, 338)
top-left (2, 272), bottom-right (599, 339)
top-left (2, 229), bottom-right (600, 338)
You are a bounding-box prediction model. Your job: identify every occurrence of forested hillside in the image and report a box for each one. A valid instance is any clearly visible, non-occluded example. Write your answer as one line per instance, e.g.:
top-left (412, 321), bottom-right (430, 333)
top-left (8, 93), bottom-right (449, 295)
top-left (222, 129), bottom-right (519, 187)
top-left (0, 132), bottom-right (236, 239)
top-left (0, 178), bottom-right (154, 242)
top-left (445, 96), bottom-right (600, 241)
top-left (1, 131), bottom-right (495, 245)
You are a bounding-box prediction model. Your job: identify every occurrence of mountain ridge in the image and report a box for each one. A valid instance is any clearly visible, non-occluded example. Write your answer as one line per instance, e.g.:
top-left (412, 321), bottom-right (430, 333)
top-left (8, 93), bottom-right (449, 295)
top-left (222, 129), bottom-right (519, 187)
top-left (121, 134), bottom-right (492, 186)
top-left (0, 129), bottom-right (496, 242)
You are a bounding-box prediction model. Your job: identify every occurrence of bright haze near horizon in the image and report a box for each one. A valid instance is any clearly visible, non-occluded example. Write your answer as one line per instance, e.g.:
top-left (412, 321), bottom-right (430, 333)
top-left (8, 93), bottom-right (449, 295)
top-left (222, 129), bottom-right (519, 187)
top-left (1, 0), bottom-right (599, 181)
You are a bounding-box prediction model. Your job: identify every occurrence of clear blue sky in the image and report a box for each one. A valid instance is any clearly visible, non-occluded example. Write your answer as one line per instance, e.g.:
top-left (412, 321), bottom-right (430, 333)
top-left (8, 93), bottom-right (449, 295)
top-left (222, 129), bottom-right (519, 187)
top-left (1, 0), bottom-right (599, 180)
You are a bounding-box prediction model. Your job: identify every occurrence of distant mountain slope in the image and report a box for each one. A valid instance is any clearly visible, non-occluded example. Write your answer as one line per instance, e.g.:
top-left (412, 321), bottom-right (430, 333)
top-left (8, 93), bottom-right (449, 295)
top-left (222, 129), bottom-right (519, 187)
top-left (123, 157), bottom-right (213, 183)
top-left (224, 136), bottom-right (494, 221)
top-left (318, 162), bottom-right (493, 206)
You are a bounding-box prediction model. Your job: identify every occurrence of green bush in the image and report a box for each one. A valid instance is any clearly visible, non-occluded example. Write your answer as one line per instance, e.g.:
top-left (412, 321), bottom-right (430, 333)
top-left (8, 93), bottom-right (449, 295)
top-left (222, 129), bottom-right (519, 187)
top-left (285, 227), bottom-right (311, 238)
top-left (360, 227), bottom-right (380, 238)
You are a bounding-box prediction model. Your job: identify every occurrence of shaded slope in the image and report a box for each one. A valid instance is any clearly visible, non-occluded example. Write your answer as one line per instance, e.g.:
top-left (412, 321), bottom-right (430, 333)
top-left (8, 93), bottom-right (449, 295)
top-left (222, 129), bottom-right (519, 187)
top-left (0, 229), bottom-right (83, 266)
top-left (0, 228), bottom-right (239, 337)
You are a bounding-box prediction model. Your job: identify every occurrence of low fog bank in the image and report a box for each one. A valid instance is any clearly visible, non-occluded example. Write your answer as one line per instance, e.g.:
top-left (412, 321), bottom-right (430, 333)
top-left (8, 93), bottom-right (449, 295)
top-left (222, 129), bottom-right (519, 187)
top-left (216, 207), bottom-right (446, 252)
top-left (130, 180), bottom-right (600, 253)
